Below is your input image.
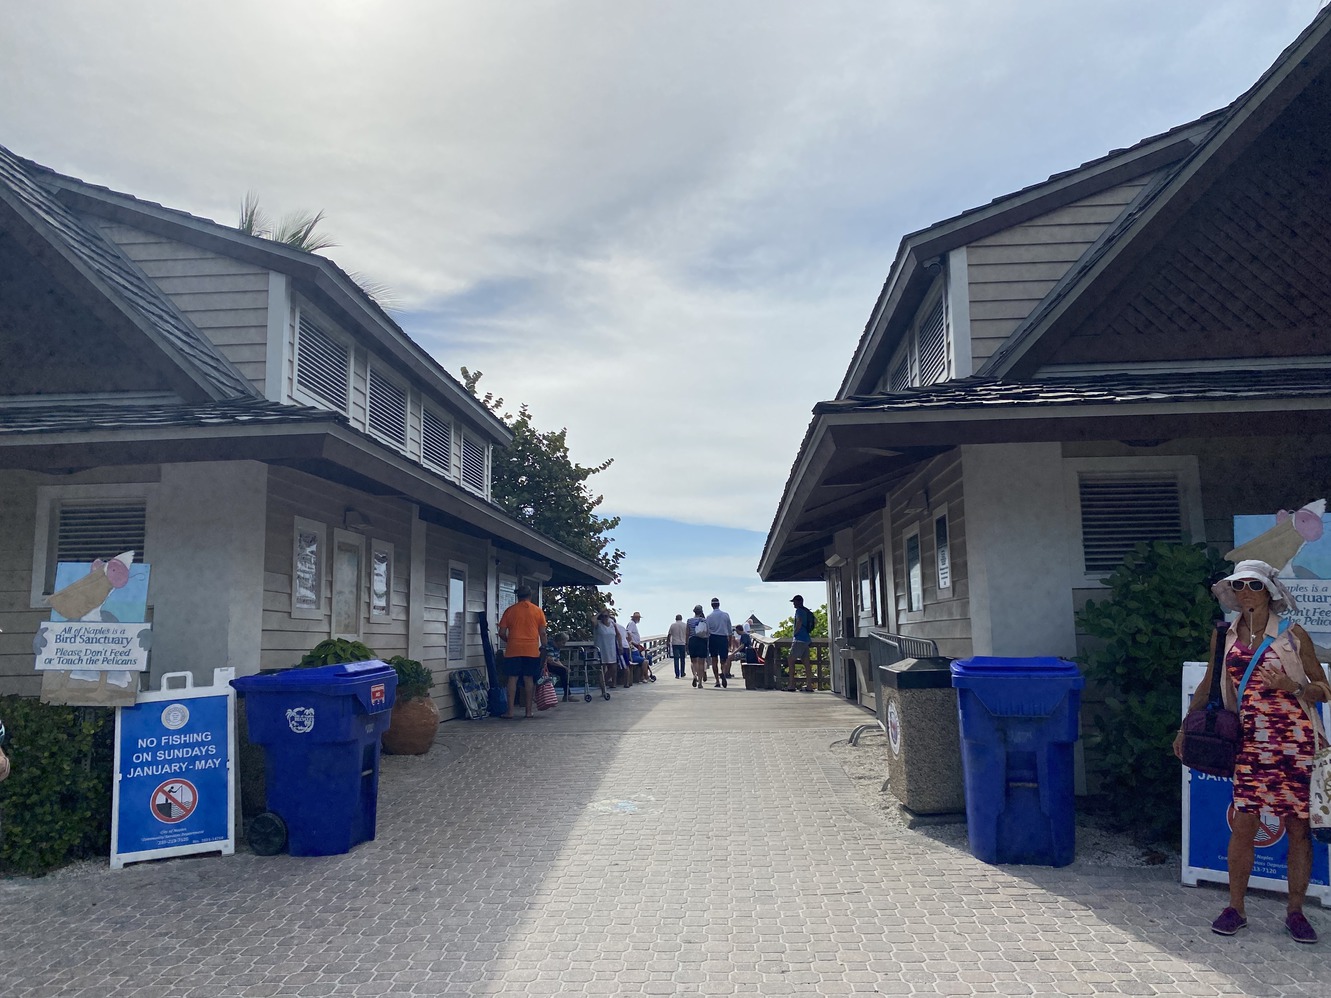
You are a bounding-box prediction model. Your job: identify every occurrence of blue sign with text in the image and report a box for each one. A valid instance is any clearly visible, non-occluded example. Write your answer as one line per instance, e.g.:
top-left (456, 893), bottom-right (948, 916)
top-left (115, 692), bottom-right (230, 857)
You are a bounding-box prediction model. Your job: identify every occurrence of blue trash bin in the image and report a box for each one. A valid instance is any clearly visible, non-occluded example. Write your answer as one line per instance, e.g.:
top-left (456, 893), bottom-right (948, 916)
top-left (232, 660), bottom-right (397, 856)
top-left (950, 656), bottom-right (1084, 867)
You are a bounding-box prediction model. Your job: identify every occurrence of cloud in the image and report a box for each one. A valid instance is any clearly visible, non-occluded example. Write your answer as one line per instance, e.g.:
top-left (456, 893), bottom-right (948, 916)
top-left (0, 0), bottom-right (1316, 539)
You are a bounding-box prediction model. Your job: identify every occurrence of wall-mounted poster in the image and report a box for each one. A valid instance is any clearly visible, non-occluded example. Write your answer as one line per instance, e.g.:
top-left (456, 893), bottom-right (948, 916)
top-left (1232, 500), bottom-right (1331, 659)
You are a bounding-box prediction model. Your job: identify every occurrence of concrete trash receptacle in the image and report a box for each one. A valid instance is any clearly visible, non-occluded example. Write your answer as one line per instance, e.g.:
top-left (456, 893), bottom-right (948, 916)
top-left (880, 656), bottom-right (965, 823)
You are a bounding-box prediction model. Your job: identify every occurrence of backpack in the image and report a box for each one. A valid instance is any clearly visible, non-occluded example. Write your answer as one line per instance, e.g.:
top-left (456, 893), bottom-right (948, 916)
top-left (797, 607), bottom-right (814, 636)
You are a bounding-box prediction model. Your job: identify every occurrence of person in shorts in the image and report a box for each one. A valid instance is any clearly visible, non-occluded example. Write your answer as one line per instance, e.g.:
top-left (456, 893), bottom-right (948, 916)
top-left (498, 585), bottom-right (548, 718)
top-left (785, 594), bottom-right (817, 692)
top-left (687, 605), bottom-right (710, 688)
top-left (705, 597), bottom-right (733, 688)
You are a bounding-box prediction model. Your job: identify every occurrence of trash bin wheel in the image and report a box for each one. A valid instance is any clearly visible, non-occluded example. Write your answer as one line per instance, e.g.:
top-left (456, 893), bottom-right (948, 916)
top-left (248, 811), bottom-right (288, 856)
top-left (584, 693), bottom-right (593, 702)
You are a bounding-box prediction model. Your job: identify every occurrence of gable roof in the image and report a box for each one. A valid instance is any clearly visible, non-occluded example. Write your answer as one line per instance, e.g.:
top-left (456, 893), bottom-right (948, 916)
top-left (836, 113), bottom-right (1220, 400)
top-left (979, 6), bottom-right (1331, 378)
top-left (20, 156), bottom-right (510, 443)
top-left (0, 145), bottom-right (254, 401)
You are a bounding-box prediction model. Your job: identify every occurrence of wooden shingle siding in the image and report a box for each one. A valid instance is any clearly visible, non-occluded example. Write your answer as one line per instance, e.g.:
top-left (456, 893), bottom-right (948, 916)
top-left (0, 480), bottom-right (44, 696)
top-left (889, 450), bottom-right (970, 658)
top-left (261, 467), bottom-right (410, 668)
top-left (966, 178), bottom-right (1152, 370)
top-left (97, 222), bottom-right (271, 393)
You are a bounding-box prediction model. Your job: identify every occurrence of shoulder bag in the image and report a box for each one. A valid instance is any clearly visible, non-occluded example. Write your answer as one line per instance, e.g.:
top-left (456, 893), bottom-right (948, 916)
top-left (1180, 618), bottom-right (1286, 777)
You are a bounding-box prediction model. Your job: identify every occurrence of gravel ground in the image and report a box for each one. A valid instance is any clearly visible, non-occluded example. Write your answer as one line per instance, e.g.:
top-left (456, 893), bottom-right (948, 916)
top-left (828, 728), bottom-right (1180, 871)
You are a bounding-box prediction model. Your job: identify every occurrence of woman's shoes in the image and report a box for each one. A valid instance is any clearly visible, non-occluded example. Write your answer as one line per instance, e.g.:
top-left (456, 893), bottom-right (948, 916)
top-left (1210, 907), bottom-right (1247, 935)
top-left (692, 678), bottom-right (698, 687)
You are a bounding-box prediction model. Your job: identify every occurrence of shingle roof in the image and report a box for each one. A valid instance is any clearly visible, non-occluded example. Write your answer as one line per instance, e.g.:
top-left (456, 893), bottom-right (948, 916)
top-left (0, 145), bottom-right (255, 399)
top-left (816, 368), bottom-right (1331, 416)
top-left (0, 398), bottom-right (339, 436)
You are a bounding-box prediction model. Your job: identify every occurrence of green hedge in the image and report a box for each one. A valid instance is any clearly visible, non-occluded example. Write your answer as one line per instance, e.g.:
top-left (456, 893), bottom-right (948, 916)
top-left (0, 697), bottom-right (114, 876)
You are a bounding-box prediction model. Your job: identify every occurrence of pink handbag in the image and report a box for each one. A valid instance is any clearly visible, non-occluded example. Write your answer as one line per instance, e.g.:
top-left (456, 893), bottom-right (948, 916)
top-left (535, 677), bottom-right (558, 711)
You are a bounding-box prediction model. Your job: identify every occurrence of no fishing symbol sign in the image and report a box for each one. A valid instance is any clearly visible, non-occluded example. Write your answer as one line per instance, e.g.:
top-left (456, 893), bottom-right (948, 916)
top-left (151, 779), bottom-right (198, 824)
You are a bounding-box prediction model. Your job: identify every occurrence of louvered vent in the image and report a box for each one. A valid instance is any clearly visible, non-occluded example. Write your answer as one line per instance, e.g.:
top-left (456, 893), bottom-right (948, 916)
top-left (461, 434), bottom-right (487, 495)
top-left (296, 316), bottom-right (350, 411)
top-left (889, 356), bottom-right (911, 392)
top-left (421, 409), bottom-right (452, 474)
top-left (916, 299), bottom-right (947, 385)
top-left (51, 502), bottom-right (147, 592)
top-left (1079, 475), bottom-right (1183, 575)
top-left (367, 367), bottom-right (407, 444)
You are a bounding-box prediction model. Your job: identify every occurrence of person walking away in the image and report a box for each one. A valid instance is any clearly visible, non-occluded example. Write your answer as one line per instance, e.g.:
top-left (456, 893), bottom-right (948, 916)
top-left (1173, 560), bottom-right (1329, 943)
top-left (687, 605), bottom-right (710, 688)
top-left (705, 597), bottom-right (733, 688)
top-left (786, 595), bottom-right (818, 692)
top-left (667, 614), bottom-right (689, 678)
top-left (498, 585), bottom-right (548, 719)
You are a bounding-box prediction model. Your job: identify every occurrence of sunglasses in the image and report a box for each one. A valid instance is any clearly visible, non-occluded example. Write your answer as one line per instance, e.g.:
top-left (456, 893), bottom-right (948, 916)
top-left (1229, 579), bottom-right (1266, 592)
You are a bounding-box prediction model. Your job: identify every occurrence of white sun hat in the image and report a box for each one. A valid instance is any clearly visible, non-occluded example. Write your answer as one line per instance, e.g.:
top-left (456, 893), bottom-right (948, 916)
top-left (1211, 559), bottom-right (1297, 615)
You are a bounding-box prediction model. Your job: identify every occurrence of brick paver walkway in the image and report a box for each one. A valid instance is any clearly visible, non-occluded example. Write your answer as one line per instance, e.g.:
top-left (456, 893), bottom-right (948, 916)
top-left (1, 677), bottom-right (1326, 996)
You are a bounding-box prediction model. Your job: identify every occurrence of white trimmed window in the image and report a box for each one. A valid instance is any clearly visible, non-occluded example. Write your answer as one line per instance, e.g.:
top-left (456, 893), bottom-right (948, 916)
top-left (421, 408), bottom-right (454, 477)
top-left (366, 365), bottom-right (407, 447)
top-left (1064, 457), bottom-right (1203, 585)
top-left (294, 313), bottom-right (351, 412)
top-left (31, 484), bottom-right (153, 604)
top-left (448, 564), bottom-right (468, 661)
top-left (460, 431), bottom-right (488, 497)
top-left (904, 532), bottom-right (923, 612)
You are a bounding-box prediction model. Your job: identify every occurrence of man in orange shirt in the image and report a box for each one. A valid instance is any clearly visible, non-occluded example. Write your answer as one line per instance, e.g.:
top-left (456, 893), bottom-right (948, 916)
top-left (499, 585), bottom-right (549, 719)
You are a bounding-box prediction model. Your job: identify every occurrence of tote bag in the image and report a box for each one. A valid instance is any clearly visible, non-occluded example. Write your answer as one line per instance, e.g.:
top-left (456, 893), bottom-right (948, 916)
top-left (1312, 726), bottom-right (1331, 844)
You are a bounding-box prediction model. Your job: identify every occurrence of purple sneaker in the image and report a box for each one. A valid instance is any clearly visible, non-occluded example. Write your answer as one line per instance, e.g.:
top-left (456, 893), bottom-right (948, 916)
top-left (1286, 911), bottom-right (1318, 944)
top-left (1211, 907), bottom-right (1247, 936)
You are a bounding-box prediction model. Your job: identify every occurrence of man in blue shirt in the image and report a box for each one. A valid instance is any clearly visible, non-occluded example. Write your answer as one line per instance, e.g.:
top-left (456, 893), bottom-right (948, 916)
top-left (785, 594), bottom-right (817, 692)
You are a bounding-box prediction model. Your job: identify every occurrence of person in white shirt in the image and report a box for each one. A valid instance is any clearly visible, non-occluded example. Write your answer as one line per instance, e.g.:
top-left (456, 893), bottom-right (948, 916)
top-left (627, 611), bottom-right (656, 682)
top-left (705, 597), bottom-right (733, 688)
top-left (666, 614), bottom-right (690, 678)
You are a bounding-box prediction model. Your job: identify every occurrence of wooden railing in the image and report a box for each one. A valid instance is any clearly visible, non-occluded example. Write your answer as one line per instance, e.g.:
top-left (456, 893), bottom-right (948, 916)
top-left (752, 637), bottom-right (831, 690)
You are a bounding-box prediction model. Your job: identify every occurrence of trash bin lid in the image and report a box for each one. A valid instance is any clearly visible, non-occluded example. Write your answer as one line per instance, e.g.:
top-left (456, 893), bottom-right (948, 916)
top-left (950, 656), bottom-right (1083, 686)
top-left (881, 656), bottom-right (954, 690)
top-left (232, 660), bottom-right (395, 694)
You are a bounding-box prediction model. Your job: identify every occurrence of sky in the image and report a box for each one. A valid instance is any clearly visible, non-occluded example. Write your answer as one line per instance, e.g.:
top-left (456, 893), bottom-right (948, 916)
top-left (1, 1), bottom-right (1323, 636)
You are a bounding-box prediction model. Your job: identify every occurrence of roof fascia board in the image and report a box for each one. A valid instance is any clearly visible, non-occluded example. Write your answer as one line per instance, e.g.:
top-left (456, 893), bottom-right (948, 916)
top-left (983, 14), bottom-right (1331, 378)
top-left (0, 193), bottom-right (232, 403)
top-left (758, 419), bottom-right (837, 579)
top-left (837, 130), bottom-right (1205, 398)
top-left (0, 416), bottom-right (607, 583)
top-left (47, 182), bottom-right (511, 443)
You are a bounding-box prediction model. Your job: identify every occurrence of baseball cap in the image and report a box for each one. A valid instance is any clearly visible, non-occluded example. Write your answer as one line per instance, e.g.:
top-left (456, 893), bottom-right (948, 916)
top-left (790, 595), bottom-right (804, 603)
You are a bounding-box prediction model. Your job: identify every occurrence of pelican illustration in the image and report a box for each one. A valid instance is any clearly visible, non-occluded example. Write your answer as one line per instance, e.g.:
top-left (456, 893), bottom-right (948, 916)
top-left (46, 551), bottom-right (134, 620)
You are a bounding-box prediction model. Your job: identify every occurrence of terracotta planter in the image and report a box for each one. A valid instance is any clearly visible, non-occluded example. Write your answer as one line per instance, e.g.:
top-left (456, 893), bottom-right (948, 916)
top-left (381, 696), bottom-right (440, 755)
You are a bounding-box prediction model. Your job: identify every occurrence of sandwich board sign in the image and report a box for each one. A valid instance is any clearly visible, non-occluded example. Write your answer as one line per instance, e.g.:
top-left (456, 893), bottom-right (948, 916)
top-left (111, 668), bottom-right (236, 869)
top-left (1180, 661), bottom-right (1331, 906)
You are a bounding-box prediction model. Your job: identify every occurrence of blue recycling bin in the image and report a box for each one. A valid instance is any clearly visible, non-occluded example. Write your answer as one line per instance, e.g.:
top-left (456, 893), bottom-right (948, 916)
top-left (232, 660), bottom-right (397, 857)
top-left (951, 656), bottom-right (1084, 867)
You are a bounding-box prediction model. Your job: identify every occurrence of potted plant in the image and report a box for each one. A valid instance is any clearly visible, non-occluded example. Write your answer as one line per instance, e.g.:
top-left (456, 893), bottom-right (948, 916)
top-left (295, 638), bottom-right (378, 668)
top-left (380, 655), bottom-right (439, 755)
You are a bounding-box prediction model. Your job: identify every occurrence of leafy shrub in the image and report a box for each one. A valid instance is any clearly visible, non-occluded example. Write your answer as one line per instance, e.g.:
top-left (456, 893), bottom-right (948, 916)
top-left (296, 638), bottom-right (378, 668)
top-left (387, 656), bottom-right (434, 701)
top-left (1076, 540), bottom-right (1227, 843)
top-left (0, 698), bottom-right (114, 876)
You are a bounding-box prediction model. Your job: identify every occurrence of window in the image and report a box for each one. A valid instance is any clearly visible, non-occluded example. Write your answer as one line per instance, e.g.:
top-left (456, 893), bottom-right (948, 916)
top-left (1078, 474), bottom-right (1184, 576)
top-left (904, 532), bottom-right (923, 612)
top-left (498, 575), bottom-right (517, 615)
top-left (331, 529), bottom-right (364, 639)
top-left (32, 484), bottom-right (153, 605)
top-left (369, 539), bottom-right (394, 620)
top-left (460, 432), bottom-right (487, 496)
top-left (448, 565), bottom-right (468, 661)
top-left (421, 408), bottom-right (453, 476)
top-left (294, 313), bottom-right (351, 411)
top-left (291, 516), bottom-right (325, 619)
top-left (934, 511), bottom-right (952, 593)
top-left (366, 366), bottom-right (407, 446)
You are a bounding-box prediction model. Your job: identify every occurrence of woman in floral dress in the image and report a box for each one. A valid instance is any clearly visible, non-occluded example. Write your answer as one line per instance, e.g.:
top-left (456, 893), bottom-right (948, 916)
top-left (1175, 559), bottom-right (1330, 944)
